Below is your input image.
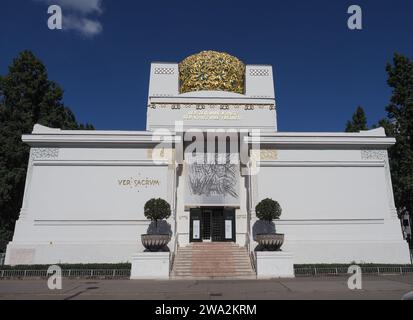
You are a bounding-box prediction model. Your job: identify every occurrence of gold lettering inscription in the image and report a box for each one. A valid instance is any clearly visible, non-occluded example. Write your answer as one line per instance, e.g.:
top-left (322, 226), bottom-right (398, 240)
top-left (117, 177), bottom-right (160, 189)
top-left (183, 110), bottom-right (240, 120)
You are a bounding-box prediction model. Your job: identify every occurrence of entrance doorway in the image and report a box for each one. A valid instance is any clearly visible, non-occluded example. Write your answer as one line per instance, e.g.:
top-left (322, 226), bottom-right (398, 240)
top-left (190, 207), bottom-right (236, 242)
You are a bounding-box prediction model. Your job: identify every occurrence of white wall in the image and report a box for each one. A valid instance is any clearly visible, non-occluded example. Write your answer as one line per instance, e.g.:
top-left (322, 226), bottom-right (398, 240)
top-left (6, 143), bottom-right (176, 265)
top-left (29, 165), bottom-right (168, 221)
top-left (252, 148), bottom-right (411, 264)
top-left (257, 165), bottom-right (389, 220)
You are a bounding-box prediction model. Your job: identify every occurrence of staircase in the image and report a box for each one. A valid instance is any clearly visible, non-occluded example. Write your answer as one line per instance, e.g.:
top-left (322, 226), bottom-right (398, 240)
top-left (171, 243), bottom-right (256, 279)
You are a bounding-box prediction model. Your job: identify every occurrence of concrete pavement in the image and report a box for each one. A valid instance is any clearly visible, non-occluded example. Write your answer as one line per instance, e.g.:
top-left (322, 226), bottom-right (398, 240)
top-left (0, 275), bottom-right (413, 300)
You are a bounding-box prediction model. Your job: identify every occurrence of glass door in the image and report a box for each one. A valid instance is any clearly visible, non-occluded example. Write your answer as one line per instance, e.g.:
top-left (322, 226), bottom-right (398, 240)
top-left (211, 209), bottom-right (225, 242)
top-left (202, 209), bottom-right (212, 241)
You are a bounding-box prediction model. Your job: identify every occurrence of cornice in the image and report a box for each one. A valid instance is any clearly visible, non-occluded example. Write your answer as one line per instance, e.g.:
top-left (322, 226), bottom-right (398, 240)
top-left (245, 133), bottom-right (395, 148)
top-left (22, 133), bottom-right (178, 148)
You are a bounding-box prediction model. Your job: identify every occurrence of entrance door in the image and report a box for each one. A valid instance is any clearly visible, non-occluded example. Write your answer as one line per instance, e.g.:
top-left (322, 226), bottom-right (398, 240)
top-left (190, 208), bottom-right (236, 242)
top-left (202, 209), bottom-right (212, 241)
top-left (211, 209), bottom-right (224, 242)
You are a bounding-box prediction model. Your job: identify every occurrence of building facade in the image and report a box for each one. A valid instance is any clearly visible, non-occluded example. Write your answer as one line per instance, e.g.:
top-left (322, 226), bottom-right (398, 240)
top-left (5, 51), bottom-right (411, 266)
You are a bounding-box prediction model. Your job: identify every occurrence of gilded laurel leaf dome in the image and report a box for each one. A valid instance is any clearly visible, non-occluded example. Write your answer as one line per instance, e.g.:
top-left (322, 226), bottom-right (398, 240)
top-left (179, 51), bottom-right (245, 94)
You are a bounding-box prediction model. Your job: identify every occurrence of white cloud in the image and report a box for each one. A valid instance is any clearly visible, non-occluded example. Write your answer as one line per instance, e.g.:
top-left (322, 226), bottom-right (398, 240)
top-left (38, 0), bottom-right (102, 14)
top-left (64, 15), bottom-right (102, 37)
top-left (36, 0), bottom-right (103, 37)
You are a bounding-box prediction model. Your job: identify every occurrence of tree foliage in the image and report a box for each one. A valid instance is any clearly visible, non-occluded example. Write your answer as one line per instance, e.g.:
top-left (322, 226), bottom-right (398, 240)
top-left (0, 225), bottom-right (12, 252)
top-left (344, 54), bottom-right (413, 227)
top-left (345, 106), bottom-right (368, 132)
top-left (0, 51), bottom-right (93, 236)
top-left (382, 54), bottom-right (413, 219)
top-left (255, 198), bottom-right (282, 222)
top-left (144, 198), bottom-right (171, 228)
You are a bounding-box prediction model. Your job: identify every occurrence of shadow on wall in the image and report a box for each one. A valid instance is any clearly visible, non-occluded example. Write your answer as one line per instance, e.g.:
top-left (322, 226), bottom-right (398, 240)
top-left (147, 220), bottom-right (173, 236)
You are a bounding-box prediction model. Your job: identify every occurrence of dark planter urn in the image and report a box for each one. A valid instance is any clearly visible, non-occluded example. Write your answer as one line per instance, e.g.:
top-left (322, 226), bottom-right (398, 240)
top-left (141, 234), bottom-right (171, 252)
top-left (256, 233), bottom-right (284, 251)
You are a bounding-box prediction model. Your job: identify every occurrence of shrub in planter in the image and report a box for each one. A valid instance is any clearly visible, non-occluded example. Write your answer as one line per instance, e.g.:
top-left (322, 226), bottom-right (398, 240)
top-left (255, 198), bottom-right (282, 222)
top-left (255, 198), bottom-right (284, 251)
top-left (141, 198), bottom-right (172, 252)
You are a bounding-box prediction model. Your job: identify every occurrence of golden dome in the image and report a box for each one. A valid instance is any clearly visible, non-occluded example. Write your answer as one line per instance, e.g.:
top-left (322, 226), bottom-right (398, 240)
top-left (179, 51), bottom-right (245, 94)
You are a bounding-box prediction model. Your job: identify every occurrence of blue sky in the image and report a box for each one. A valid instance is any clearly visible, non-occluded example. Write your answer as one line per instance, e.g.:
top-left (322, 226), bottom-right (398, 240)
top-left (0, 0), bottom-right (412, 132)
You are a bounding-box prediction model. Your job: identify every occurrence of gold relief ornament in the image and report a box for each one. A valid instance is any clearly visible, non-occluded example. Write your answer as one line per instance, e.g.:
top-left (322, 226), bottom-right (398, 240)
top-left (250, 149), bottom-right (278, 163)
top-left (147, 148), bottom-right (175, 164)
top-left (260, 149), bottom-right (278, 161)
top-left (179, 51), bottom-right (245, 94)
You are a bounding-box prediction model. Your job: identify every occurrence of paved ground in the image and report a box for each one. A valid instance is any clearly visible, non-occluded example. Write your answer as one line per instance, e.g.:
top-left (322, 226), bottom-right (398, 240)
top-left (1, 275), bottom-right (413, 300)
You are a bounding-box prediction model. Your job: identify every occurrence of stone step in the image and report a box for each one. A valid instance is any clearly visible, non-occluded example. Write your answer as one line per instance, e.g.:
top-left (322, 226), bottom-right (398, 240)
top-left (173, 268), bottom-right (253, 273)
top-left (176, 254), bottom-right (248, 256)
top-left (177, 251), bottom-right (248, 255)
top-left (174, 259), bottom-right (251, 264)
top-left (181, 246), bottom-right (243, 249)
top-left (172, 273), bottom-right (256, 278)
top-left (178, 250), bottom-right (246, 252)
top-left (177, 250), bottom-right (249, 254)
top-left (175, 255), bottom-right (250, 259)
top-left (175, 258), bottom-right (251, 262)
top-left (176, 251), bottom-right (250, 255)
top-left (174, 259), bottom-right (252, 264)
top-left (172, 274), bottom-right (256, 279)
top-left (173, 269), bottom-right (254, 274)
top-left (174, 259), bottom-right (251, 267)
top-left (185, 250), bottom-right (246, 252)
top-left (180, 245), bottom-right (246, 248)
top-left (171, 243), bottom-right (255, 279)
top-left (173, 264), bottom-right (253, 269)
top-left (172, 270), bottom-right (255, 276)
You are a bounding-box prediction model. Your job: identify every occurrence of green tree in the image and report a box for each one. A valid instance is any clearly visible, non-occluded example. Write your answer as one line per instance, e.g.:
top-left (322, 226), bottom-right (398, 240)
top-left (381, 54), bottom-right (413, 220)
top-left (144, 198), bottom-right (171, 232)
top-left (345, 106), bottom-right (368, 132)
top-left (0, 225), bottom-right (12, 252)
top-left (0, 51), bottom-right (93, 236)
top-left (255, 198), bottom-right (282, 223)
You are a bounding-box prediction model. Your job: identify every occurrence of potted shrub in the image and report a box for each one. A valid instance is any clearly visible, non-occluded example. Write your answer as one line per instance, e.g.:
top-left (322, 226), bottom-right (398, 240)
top-left (141, 198), bottom-right (172, 252)
top-left (255, 198), bottom-right (284, 251)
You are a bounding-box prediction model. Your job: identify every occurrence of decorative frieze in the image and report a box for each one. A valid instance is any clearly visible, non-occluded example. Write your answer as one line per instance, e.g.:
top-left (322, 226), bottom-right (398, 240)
top-left (31, 148), bottom-right (59, 160)
top-left (148, 103), bottom-right (275, 111)
top-left (249, 69), bottom-right (270, 77)
top-left (361, 149), bottom-right (387, 161)
top-left (152, 94), bottom-right (174, 98)
top-left (147, 148), bottom-right (175, 163)
top-left (260, 149), bottom-right (278, 161)
top-left (250, 149), bottom-right (278, 162)
top-left (154, 67), bottom-right (175, 75)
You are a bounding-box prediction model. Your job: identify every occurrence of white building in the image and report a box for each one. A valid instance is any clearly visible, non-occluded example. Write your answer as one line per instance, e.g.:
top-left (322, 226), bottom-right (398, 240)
top-left (5, 51), bottom-right (411, 267)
